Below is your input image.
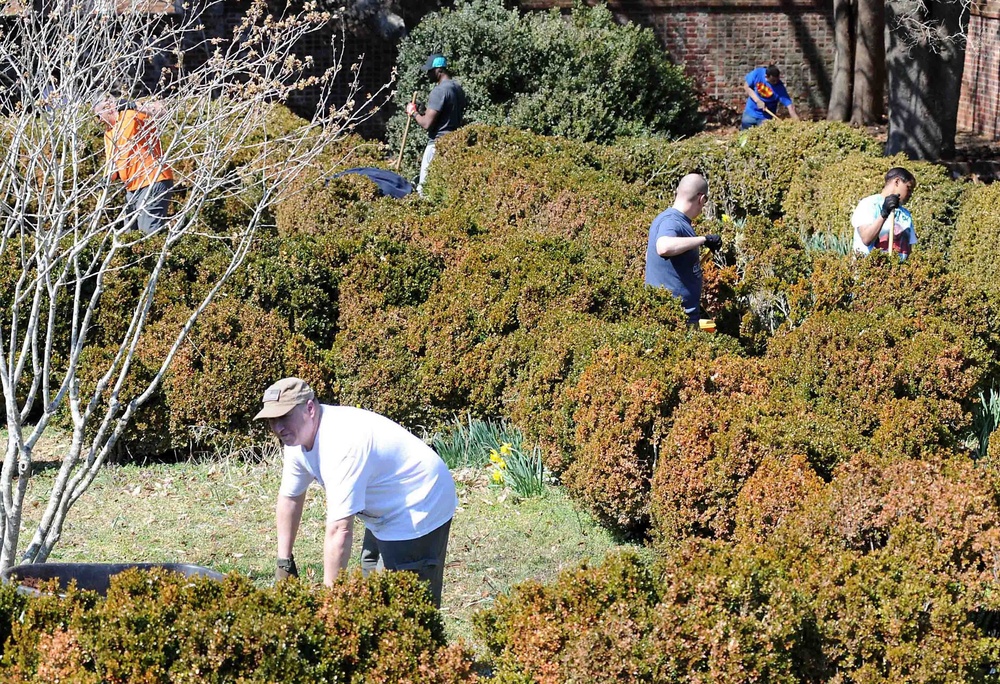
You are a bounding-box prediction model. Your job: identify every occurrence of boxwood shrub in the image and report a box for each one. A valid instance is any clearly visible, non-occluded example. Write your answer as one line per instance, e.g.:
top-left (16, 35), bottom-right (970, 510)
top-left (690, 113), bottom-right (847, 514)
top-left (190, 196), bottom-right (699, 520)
top-left (52, 119), bottom-right (991, 534)
top-left (387, 0), bottom-right (701, 176)
top-left (474, 540), bottom-right (1000, 682)
top-left (0, 569), bottom-right (477, 683)
top-left (783, 151), bottom-right (965, 254)
top-left (721, 120), bottom-right (883, 219)
top-left (649, 300), bottom-right (991, 544)
top-left (951, 182), bottom-right (1000, 292)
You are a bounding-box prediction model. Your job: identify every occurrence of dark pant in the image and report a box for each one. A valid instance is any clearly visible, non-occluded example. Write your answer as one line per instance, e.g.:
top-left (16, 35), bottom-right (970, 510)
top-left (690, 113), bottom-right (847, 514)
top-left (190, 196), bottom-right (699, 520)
top-left (126, 178), bottom-right (174, 235)
top-left (360, 519), bottom-right (452, 607)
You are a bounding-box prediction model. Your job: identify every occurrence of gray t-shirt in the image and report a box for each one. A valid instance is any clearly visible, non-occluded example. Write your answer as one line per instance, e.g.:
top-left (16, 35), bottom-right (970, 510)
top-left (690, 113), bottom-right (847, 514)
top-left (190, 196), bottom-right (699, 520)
top-left (644, 208), bottom-right (702, 323)
top-left (427, 78), bottom-right (466, 141)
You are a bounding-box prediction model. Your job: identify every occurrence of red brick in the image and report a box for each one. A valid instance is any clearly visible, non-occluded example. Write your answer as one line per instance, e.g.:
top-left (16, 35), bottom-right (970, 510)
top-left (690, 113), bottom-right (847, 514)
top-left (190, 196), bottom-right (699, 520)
top-left (959, 10), bottom-right (1000, 139)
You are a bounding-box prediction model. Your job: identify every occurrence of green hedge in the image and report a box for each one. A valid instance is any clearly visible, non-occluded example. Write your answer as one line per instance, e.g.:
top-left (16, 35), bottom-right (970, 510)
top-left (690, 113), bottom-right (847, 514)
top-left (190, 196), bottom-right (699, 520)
top-left (387, 0), bottom-right (701, 176)
top-left (474, 543), bottom-right (1000, 682)
top-left (722, 120), bottom-right (884, 218)
top-left (649, 278), bottom-right (993, 546)
top-left (951, 182), bottom-right (1000, 291)
top-left (0, 569), bottom-right (476, 682)
top-left (57, 120), bottom-right (992, 541)
top-left (783, 152), bottom-right (965, 254)
top-left (13, 108), bottom-right (1000, 677)
top-left (236, 120), bottom-right (1000, 679)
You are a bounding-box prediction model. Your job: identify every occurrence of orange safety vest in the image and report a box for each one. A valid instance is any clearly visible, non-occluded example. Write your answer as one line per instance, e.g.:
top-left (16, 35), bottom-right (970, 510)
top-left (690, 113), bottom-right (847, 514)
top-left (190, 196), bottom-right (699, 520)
top-left (104, 109), bottom-right (174, 192)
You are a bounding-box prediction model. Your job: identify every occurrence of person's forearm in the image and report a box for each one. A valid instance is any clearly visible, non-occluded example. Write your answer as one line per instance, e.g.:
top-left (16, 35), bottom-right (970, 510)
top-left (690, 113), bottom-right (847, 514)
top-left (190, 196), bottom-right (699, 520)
top-left (413, 110), bottom-right (432, 130)
top-left (857, 217), bottom-right (887, 246)
top-left (788, 104), bottom-right (800, 120)
top-left (323, 520), bottom-right (353, 586)
top-left (276, 493), bottom-right (305, 558)
top-left (656, 235), bottom-right (705, 258)
top-left (411, 105), bottom-right (441, 131)
top-left (743, 84), bottom-right (763, 106)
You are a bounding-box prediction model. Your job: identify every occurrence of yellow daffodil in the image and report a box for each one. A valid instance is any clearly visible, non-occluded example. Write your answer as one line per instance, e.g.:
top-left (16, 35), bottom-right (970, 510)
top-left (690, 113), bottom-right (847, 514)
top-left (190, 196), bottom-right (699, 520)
top-left (491, 469), bottom-right (503, 483)
top-left (499, 442), bottom-right (513, 456)
top-left (722, 214), bottom-right (731, 223)
top-left (498, 458), bottom-right (507, 469)
top-left (489, 449), bottom-right (500, 463)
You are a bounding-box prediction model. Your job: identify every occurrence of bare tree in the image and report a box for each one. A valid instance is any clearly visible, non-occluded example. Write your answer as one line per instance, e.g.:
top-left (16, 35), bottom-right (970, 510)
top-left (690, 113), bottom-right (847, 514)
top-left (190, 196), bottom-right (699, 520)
top-left (0, 0), bottom-right (390, 571)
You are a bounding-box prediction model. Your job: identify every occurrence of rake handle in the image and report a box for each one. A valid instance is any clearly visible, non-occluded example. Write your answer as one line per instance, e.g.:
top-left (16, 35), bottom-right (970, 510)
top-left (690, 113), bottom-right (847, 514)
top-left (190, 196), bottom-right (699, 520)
top-left (394, 91), bottom-right (418, 172)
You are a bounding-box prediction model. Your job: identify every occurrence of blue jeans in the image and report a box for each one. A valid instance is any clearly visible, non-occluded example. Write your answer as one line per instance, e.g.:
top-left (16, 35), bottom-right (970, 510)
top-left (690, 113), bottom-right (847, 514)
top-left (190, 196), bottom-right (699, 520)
top-left (740, 112), bottom-right (765, 130)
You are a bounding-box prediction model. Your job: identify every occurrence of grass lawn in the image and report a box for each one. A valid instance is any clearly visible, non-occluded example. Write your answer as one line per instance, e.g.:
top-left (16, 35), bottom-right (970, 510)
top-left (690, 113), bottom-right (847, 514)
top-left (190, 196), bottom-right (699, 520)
top-left (15, 431), bottom-right (643, 643)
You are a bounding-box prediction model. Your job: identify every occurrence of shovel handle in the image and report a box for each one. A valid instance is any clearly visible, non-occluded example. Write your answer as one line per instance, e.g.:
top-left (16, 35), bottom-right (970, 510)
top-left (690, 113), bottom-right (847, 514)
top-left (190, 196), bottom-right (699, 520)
top-left (887, 209), bottom-right (895, 254)
top-left (394, 91), bottom-right (418, 171)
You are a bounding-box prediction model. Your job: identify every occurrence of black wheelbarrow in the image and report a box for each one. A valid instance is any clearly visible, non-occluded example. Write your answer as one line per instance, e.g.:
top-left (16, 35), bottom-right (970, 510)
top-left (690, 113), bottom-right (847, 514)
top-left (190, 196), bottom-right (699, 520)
top-left (1, 562), bottom-right (224, 596)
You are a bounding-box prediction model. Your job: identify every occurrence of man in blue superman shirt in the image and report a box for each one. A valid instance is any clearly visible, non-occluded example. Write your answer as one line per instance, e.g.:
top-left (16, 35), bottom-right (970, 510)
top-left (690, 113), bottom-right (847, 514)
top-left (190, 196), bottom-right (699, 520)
top-left (741, 65), bottom-right (800, 129)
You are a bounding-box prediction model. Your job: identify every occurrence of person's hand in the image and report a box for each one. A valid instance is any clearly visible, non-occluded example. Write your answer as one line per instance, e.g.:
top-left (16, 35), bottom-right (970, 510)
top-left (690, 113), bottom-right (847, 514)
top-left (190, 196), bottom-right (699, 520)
top-left (276, 556), bottom-right (298, 582)
top-left (703, 234), bottom-right (722, 252)
top-left (405, 102), bottom-right (417, 117)
top-left (880, 194), bottom-right (900, 219)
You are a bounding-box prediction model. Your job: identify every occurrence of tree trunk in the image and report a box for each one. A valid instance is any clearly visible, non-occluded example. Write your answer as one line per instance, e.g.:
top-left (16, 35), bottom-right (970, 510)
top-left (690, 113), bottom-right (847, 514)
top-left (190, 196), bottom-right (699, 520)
top-left (885, 0), bottom-right (968, 159)
top-left (851, 0), bottom-right (885, 123)
top-left (828, 0), bottom-right (856, 121)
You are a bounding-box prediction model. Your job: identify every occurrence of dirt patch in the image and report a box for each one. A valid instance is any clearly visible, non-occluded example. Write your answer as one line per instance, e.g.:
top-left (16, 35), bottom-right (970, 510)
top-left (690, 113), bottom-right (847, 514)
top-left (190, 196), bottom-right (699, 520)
top-left (944, 130), bottom-right (1000, 182)
top-left (701, 101), bottom-right (1000, 182)
top-left (699, 92), bottom-right (741, 133)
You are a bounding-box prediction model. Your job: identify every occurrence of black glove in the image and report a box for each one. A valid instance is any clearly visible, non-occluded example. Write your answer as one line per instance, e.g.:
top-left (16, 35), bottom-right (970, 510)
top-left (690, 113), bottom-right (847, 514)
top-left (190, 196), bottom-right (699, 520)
top-left (880, 194), bottom-right (900, 219)
top-left (276, 556), bottom-right (298, 582)
top-left (703, 234), bottom-right (722, 252)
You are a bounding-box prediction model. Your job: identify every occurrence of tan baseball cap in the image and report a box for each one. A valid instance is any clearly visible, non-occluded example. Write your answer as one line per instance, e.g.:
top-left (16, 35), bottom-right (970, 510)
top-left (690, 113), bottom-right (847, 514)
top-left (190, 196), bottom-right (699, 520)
top-left (253, 377), bottom-right (315, 420)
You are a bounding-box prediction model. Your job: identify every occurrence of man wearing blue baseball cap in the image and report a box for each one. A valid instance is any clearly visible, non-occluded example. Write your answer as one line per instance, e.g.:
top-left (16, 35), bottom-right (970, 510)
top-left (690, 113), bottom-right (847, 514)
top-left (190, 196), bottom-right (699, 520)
top-left (405, 53), bottom-right (466, 196)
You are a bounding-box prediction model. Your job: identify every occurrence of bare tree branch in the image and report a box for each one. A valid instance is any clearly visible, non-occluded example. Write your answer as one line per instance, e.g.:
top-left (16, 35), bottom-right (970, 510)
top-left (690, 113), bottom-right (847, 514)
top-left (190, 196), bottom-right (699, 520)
top-left (0, 0), bottom-right (391, 570)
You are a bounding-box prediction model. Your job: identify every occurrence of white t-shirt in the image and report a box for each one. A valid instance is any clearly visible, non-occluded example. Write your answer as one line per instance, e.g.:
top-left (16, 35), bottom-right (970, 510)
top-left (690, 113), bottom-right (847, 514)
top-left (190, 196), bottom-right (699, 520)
top-left (278, 406), bottom-right (457, 541)
top-left (851, 194), bottom-right (917, 259)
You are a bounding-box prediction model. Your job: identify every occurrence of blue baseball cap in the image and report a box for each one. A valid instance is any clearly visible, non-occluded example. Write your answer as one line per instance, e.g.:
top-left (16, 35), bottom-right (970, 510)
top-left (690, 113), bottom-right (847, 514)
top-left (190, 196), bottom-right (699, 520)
top-left (421, 54), bottom-right (447, 71)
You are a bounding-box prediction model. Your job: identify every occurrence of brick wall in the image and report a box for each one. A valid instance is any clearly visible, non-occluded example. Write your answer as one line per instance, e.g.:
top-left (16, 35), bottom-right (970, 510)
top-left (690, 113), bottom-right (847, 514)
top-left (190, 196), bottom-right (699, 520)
top-left (958, 2), bottom-right (1000, 139)
top-left (522, 0), bottom-right (836, 120)
top-left (181, 0), bottom-right (398, 137)
top-left (278, 28), bottom-right (399, 137)
top-left (71, 0), bottom-right (999, 141)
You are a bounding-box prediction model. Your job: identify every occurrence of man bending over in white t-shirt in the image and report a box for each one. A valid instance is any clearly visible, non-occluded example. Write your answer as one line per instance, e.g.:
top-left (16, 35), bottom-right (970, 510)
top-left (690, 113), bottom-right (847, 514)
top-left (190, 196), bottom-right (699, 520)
top-left (254, 377), bottom-right (457, 607)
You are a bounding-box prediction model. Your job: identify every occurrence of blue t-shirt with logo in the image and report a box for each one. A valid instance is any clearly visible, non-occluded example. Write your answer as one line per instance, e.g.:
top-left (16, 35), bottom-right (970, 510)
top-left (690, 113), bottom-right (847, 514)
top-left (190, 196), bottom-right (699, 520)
top-left (644, 208), bottom-right (701, 323)
top-left (743, 67), bottom-right (793, 123)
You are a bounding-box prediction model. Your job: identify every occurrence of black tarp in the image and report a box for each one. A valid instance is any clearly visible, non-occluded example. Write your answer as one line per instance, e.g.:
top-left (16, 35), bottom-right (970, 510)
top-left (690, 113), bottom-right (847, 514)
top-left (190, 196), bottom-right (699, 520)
top-left (333, 167), bottom-right (413, 199)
